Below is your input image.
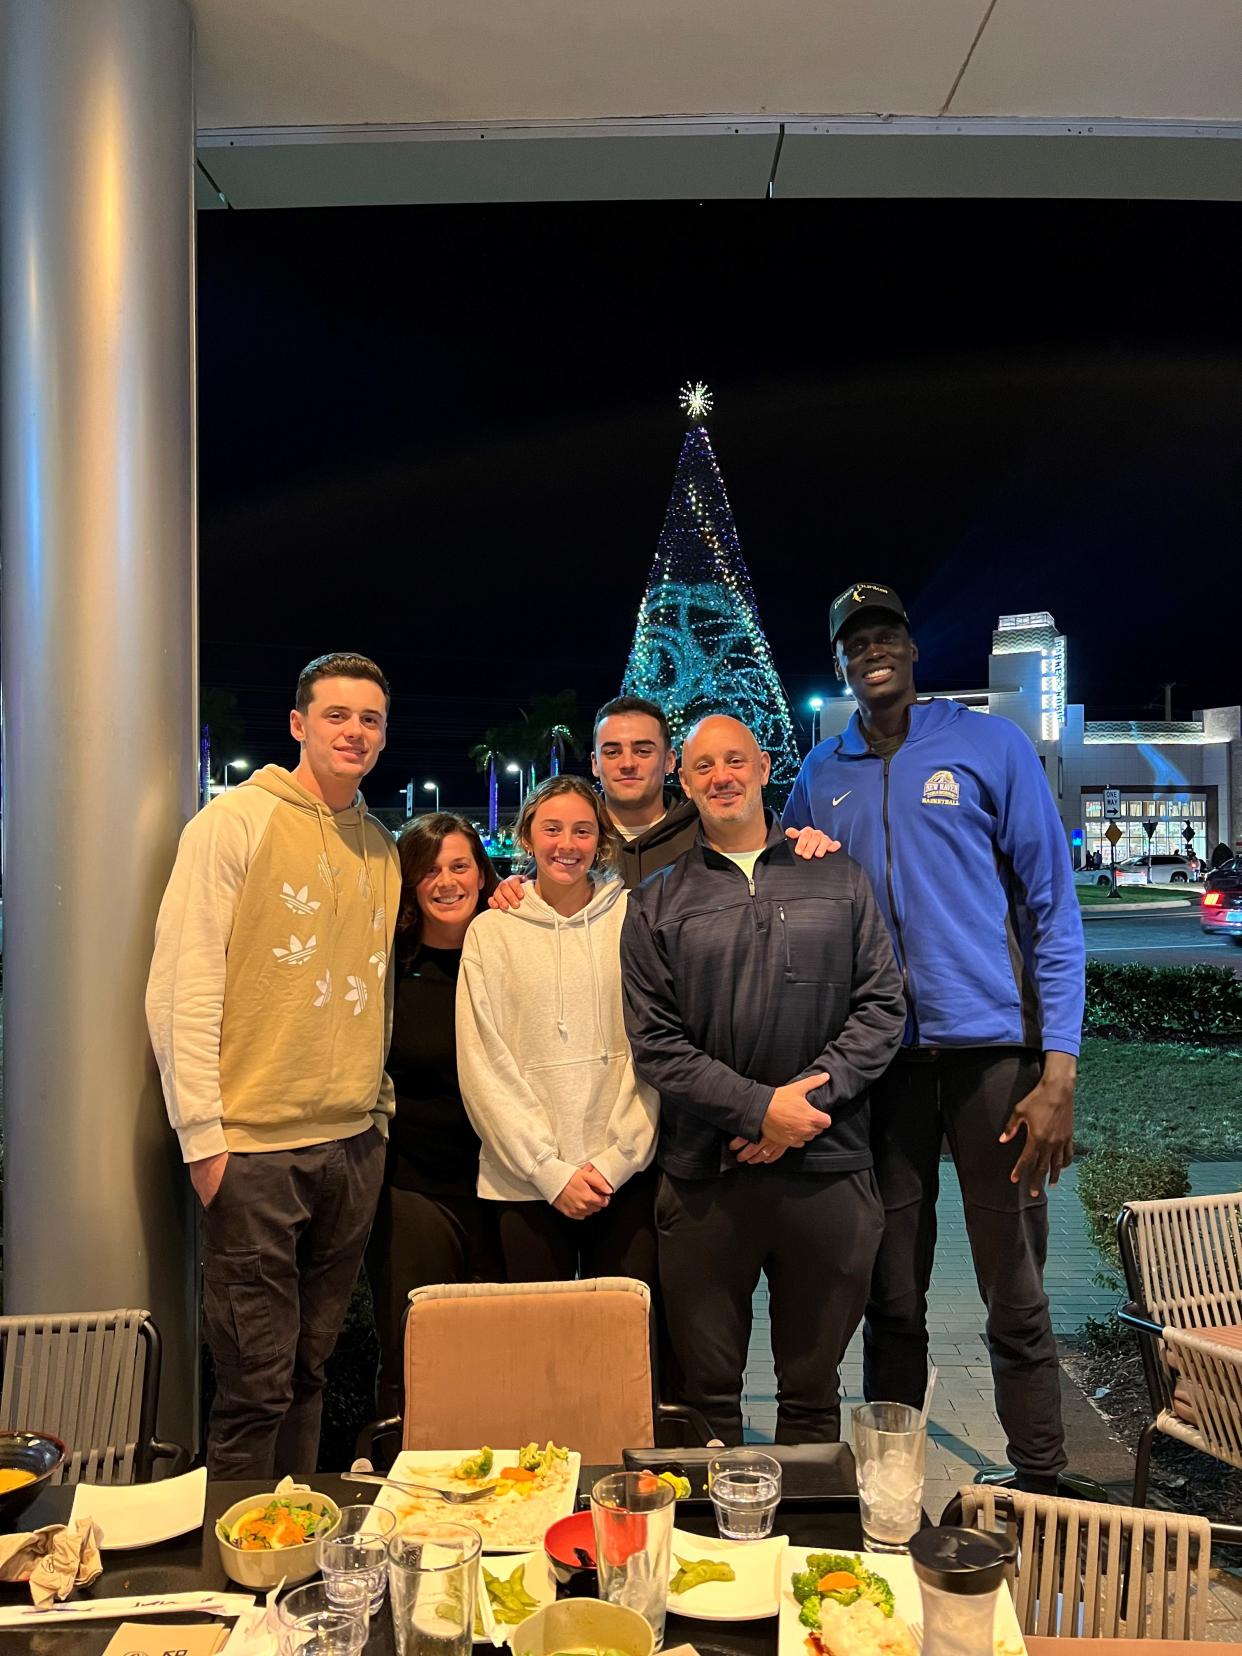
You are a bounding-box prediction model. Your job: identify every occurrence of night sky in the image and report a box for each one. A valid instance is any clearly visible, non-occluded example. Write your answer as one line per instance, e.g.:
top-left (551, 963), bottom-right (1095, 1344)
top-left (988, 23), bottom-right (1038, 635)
top-left (198, 198), bottom-right (1242, 809)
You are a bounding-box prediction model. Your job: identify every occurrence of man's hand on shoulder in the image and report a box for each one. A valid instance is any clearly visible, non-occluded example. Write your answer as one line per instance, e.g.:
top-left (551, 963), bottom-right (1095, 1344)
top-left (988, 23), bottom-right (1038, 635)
top-left (188, 1151), bottom-right (229, 1209)
top-left (761, 1074), bottom-right (832, 1148)
top-left (785, 826), bottom-right (841, 859)
top-left (489, 875), bottom-right (530, 912)
top-left (1000, 1051), bottom-right (1076, 1198)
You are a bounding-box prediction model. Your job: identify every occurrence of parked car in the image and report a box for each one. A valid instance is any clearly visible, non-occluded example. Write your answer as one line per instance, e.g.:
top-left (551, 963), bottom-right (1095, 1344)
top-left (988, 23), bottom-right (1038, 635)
top-left (1202, 858), bottom-right (1242, 946)
top-left (1113, 853), bottom-right (1196, 887)
top-left (1074, 866), bottom-right (1113, 889)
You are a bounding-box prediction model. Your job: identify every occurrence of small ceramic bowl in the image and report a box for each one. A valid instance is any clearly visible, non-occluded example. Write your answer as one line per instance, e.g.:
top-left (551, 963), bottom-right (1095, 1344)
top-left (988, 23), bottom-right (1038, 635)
top-left (215, 1489), bottom-right (341, 1589)
top-left (544, 1509), bottom-right (596, 1592)
top-left (0, 1431), bottom-right (66, 1530)
top-left (511, 1597), bottom-right (654, 1656)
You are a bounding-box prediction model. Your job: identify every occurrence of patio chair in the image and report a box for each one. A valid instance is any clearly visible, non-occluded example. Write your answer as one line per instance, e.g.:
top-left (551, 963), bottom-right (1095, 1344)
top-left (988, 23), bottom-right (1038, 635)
top-left (1117, 1191), bottom-right (1242, 1506)
top-left (356, 1276), bottom-right (711, 1466)
top-left (0, 1309), bottom-right (187, 1483)
top-left (945, 1485), bottom-right (1211, 1640)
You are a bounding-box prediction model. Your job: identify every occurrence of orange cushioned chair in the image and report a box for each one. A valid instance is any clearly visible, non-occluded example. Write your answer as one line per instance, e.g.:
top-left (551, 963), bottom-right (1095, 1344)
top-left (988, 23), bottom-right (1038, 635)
top-left (358, 1277), bottom-right (709, 1466)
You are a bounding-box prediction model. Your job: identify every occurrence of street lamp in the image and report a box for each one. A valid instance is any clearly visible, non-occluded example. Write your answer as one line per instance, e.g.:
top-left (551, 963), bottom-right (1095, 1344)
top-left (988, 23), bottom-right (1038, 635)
top-left (423, 780), bottom-right (440, 812)
top-left (225, 758), bottom-right (250, 790)
top-left (505, 761), bottom-right (523, 807)
top-left (807, 697), bottom-right (824, 748)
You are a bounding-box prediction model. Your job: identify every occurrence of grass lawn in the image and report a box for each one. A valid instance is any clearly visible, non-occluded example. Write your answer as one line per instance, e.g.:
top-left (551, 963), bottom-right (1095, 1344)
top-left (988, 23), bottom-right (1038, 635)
top-left (1077, 885), bottom-right (1199, 907)
top-left (1075, 1037), bottom-right (1242, 1159)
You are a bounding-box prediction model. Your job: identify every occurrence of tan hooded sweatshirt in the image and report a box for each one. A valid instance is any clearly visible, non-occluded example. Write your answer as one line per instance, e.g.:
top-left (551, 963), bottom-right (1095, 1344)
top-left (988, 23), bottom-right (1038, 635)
top-left (146, 764), bottom-right (401, 1161)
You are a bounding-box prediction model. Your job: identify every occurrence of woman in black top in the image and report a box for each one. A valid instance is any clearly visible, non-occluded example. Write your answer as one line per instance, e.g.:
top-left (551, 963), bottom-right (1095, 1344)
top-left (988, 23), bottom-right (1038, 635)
top-left (367, 813), bottom-right (499, 1416)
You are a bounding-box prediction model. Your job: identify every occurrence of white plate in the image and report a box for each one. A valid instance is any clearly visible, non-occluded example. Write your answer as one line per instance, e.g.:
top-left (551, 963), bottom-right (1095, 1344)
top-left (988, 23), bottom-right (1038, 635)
top-left (666, 1528), bottom-right (788, 1621)
top-left (375, 1449), bottom-right (582, 1554)
top-left (778, 1545), bottom-right (1027, 1656)
top-left (476, 1550), bottom-right (556, 1643)
top-left (68, 1465), bottom-right (208, 1549)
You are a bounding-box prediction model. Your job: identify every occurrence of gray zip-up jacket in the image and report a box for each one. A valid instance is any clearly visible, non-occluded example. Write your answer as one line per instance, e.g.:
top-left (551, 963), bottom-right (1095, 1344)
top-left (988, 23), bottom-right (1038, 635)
top-left (620, 814), bottom-right (905, 1179)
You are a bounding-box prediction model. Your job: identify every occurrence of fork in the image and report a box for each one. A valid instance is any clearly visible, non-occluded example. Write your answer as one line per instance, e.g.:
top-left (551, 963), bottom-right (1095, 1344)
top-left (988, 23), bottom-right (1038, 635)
top-left (350, 1471), bottom-right (496, 1504)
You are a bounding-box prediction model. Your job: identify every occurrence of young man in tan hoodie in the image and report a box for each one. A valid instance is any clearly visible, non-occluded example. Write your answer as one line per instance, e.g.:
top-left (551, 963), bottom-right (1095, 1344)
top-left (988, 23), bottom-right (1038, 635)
top-left (146, 652), bottom-right (401, 1478)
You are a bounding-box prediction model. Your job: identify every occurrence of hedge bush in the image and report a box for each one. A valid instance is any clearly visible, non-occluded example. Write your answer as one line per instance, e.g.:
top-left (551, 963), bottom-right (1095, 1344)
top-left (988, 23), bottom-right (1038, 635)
top-left (1084, 962), bottom-right (1242, 1042)
top-left (1076, 1145), bottom-right (1191, 1289)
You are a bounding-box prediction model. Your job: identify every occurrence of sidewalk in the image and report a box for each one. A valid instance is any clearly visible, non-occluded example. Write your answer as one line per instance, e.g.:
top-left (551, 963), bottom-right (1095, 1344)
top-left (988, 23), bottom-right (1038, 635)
top-left (741, 1159), bottom-right (1242, 1630)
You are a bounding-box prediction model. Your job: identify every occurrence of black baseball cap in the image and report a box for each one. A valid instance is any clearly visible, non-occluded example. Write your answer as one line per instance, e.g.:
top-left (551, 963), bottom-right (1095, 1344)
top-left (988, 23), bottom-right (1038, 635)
top-left (829, 581), bottom-right (910, 647)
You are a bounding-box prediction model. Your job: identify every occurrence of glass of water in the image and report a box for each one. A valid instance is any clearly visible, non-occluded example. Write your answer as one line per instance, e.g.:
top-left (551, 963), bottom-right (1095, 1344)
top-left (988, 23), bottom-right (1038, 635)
top-left (388, 1522), bottom-right (482, 1656)
top-left (274, 1582), bottom-right (366, 1656)
top-left (852, 1401), bottom-right (927, 1552)
top-left (707, 1450), bottom-right (781, 1540)
top-left (319, 1503), bottom-right (396, 1619)
top-left (590, 1471), bottom-right (675, 1650)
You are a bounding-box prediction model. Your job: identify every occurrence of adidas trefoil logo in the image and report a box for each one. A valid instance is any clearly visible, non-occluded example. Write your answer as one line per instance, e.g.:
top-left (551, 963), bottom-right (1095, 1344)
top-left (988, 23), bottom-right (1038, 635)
top-left (273, 934), bottom-right (317, 965)
top-left (345, 975), bottom-right (369, 1016)
top-left (369, 950), bottom-right (388, 981)
top-left (372, 907), bottom-right (386, 931)
top-left (313, 967), bottom-right (333, 1008)
top-left (281, 882), bottom-right (321, 916)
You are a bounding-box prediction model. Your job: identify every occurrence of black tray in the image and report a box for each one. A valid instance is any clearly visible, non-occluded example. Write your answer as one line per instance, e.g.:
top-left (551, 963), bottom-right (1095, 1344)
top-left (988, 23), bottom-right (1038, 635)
top-left (621, 1443), bottom-right (858, 1507)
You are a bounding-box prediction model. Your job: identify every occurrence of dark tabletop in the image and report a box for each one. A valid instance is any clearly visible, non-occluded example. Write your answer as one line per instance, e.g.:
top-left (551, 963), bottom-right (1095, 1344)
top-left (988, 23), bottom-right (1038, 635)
top-left (1, 1468), bottom-right (865, 1655)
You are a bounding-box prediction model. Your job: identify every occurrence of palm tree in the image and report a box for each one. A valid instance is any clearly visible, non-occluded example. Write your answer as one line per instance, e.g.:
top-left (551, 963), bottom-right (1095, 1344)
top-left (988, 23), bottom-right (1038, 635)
top-left (527, 690), bottom-right (583, 778)
top-left (469, 731), bottom-right (504, 837)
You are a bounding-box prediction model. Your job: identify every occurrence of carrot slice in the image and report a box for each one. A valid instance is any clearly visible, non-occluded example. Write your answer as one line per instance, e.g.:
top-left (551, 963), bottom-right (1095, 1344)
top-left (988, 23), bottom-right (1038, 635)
top-left (817, 1571), bottom-right (860, 1593)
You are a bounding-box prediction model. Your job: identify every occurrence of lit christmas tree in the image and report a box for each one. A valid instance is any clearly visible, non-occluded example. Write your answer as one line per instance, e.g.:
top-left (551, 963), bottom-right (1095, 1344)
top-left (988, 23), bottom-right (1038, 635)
top-left (622, 385), bottom-right (802, 790)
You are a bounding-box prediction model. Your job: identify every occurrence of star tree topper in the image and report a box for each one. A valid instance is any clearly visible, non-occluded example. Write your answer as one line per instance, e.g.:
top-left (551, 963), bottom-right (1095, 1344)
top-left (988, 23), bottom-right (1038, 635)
top-left (678, 381), bottom-right (713, 421)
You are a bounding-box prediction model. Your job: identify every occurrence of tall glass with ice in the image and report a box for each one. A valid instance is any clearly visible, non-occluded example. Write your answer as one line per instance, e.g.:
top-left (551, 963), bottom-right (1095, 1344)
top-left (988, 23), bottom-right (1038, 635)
top-left (852, 1401), bottom-right (926, 1552)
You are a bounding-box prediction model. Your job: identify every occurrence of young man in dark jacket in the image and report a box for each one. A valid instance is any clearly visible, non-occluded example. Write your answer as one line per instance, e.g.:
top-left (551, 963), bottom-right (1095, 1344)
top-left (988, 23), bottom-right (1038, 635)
top-left (621, 715), bottom-right (906, 1444)
top-left (781, 581), bottom-right (1086, 1492)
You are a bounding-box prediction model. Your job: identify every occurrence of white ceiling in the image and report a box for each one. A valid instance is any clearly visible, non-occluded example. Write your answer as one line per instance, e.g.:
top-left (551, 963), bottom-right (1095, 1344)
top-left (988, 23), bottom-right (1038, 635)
top-left (191, 0), bottom-right (1242, 206)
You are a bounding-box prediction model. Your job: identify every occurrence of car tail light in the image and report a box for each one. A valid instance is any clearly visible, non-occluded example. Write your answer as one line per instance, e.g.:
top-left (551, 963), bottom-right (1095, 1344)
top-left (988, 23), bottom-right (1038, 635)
top-left (1204, 892), bottom-right (1223, 907)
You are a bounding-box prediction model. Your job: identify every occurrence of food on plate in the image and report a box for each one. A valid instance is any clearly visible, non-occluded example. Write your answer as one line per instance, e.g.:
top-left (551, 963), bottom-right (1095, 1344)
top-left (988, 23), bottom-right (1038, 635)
top-left (791, 1551), bottom-right (896, 1630)
top-left (218, 1497), bottom-right (331, 1551)
top-left (518, 1441), bottom-right (569, 1474)
top-left (455, 1446), bottom-right (495, 1480)
top-left (669, 1555), bottom-right (736, 1595)
top-left (657, 1472), bottom-right (691, 1501)
top-left (479, 1561), bottom-right (542, 1628)
top-left (811, 1596), bottom-right (917, 1656)
top-left (0, 1469), bottom-right (36, 1494)
top-left (390, 1442), bottom-right (574, 1549)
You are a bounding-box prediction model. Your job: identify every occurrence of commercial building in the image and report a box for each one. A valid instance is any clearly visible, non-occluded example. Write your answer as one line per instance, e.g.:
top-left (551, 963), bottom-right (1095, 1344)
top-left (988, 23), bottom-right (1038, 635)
top-left (817, 611), bottom-right (1239, 865)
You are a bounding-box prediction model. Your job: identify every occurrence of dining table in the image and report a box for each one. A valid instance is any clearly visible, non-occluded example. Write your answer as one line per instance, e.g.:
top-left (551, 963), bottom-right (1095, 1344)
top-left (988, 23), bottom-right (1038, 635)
top-left (0, 1468), bottom-right (1231, 1655)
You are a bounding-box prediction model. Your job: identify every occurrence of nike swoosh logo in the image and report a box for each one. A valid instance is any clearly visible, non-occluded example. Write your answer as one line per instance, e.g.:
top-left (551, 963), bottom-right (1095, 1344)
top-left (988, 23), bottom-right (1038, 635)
top-left (832, 791), bottom-right (852, 807)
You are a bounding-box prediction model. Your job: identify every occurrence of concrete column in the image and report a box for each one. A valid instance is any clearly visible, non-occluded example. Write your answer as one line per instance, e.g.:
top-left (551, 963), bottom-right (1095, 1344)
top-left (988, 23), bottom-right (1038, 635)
top-left (1, 0), bottom-right (198, 1452)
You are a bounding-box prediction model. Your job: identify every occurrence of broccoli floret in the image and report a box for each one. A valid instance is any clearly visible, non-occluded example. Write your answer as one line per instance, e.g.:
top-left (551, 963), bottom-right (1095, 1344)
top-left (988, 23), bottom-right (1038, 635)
top-left (857, 1569), bottom-right (896, 1618)
top-left (454, 1446), bottom-right (493, 1479)
top-left (791, 1568), bottom-right (822, 1605)
top-left (798, 1594), bottom-right (822, 1631)
top-left (516, 1440), bottom-right (568, 1473)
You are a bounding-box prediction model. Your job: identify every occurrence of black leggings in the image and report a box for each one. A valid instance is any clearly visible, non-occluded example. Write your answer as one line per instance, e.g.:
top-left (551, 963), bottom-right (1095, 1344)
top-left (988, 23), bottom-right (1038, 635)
top-left (494, 1165), bottom-right (658, 1290)
top-left (366, 1176), bottom-right (502, 1418)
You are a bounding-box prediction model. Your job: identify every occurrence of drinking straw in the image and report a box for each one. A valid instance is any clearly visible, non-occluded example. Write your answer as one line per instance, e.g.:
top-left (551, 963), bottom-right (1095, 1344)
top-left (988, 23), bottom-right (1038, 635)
top-left (918, 1365), bottom-right (939, 1431)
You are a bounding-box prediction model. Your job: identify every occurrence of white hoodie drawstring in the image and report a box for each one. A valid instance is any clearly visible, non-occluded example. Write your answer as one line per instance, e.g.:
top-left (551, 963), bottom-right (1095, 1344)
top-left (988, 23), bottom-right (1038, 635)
top-left (554, 911), bottom-right (567, 1038)
top-left (582, 901), bottom-right (608, 1063)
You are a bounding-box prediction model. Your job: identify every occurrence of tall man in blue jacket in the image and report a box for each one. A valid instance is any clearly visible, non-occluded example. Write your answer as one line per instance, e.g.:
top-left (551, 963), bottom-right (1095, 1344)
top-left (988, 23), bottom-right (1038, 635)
top-left (622, 715), bottom-right (906, 1443)
top-left (782, 583), bottom-right (1085, 1492)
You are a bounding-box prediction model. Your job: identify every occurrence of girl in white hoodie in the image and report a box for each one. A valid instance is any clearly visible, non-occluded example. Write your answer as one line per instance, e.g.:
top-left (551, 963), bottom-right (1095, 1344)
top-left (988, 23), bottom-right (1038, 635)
top-left (456, 775), bottom-right (659, 1284)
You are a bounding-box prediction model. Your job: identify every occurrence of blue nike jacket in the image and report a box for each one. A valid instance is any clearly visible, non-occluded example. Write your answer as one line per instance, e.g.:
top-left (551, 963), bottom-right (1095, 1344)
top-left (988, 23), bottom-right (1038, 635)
top-left (782, 697), bottom-right (1085, 1056)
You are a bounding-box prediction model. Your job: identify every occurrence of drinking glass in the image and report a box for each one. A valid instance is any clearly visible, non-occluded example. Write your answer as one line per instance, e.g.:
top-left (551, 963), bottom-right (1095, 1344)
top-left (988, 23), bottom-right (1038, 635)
top-left (707, 1449), bottom-right (781, 1540)
top-left (590, 1471), bottom-right (675, 1650)
top-left (274, 1581), bottom-right (366, 1656)
top-left (388, 1521), bottom-right (482, 1656)
top-left (852, 1401), bottom-right (927, 1552)
top-left (319, 1503), bottom-right (397, 1617)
